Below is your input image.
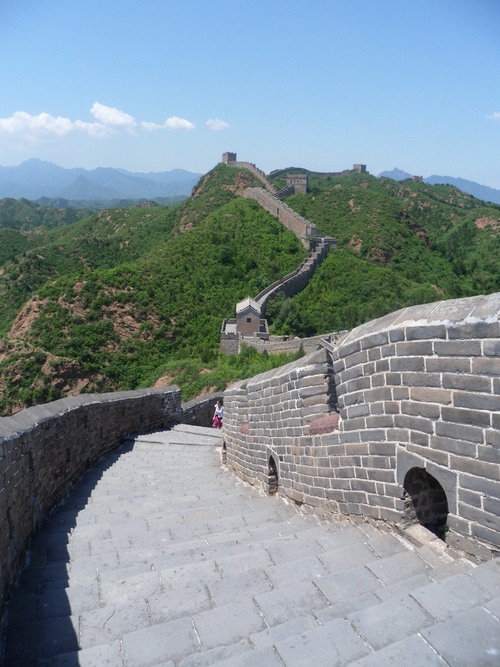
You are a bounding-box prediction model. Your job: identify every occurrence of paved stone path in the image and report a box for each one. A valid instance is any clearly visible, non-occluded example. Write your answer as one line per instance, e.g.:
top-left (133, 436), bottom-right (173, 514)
top-left (3, 424), bottom-right (500, 666)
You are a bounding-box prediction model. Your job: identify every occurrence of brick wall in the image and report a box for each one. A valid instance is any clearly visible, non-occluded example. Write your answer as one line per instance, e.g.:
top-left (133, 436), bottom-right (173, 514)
top-left (243, 187), bottom-right (317, 245)
top-left (255, 237), bottom-right (334, 316)
top-left (223, 293), bottom-right (500, 561)
top-left (0, 387), bottom-right (217, 633)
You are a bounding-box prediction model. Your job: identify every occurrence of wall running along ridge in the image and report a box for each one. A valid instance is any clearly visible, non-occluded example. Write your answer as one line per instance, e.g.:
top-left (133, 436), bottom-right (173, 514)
top-left (243, 187), bottom-right (317, 245)
top-left (0, 387), bottom-right (222, 636)
top-left (223, 293), bottom-right (500, 562)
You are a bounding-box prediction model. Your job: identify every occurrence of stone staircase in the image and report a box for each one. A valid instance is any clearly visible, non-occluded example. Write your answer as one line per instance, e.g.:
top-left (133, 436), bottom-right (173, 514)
top-left (3, 425), bottom-right (500, 666)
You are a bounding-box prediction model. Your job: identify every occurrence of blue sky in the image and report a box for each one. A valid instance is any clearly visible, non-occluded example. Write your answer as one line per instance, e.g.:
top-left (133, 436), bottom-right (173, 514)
top-left (1, 1), bottom-right (499, 187)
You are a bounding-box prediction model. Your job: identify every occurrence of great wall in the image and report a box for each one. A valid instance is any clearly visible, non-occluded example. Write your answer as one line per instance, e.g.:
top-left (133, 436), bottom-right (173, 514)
top-left (220, 152), bottom-right (338, 355)
top-left (1, 156), bottom-right (500, 659)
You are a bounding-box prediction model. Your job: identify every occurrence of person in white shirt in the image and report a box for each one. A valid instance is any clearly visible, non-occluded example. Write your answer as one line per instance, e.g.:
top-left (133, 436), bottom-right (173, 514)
top-left (213, 399), bottom-right (223, 428)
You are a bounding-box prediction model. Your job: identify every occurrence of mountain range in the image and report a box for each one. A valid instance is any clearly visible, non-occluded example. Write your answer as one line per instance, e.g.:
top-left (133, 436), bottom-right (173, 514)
top-left (378, 168), bottom-right (500, 206)
top-left (0, 159), bottom-right (202, 202)
top-left (1, 162), bottom-right (499, 416)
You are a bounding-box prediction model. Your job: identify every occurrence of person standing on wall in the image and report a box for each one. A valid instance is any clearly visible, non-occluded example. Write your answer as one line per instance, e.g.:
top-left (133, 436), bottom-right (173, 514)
top-left (213, 399), bottom-right (223, 428)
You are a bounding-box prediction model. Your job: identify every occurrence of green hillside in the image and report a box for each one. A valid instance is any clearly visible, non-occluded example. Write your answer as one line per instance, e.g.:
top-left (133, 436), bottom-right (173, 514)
top-left (266, 172), bottom-right (500, 334)
top-left (0, 163), bottom-right (499, 415)
top-left (0, 197), bottom-right (91, 230)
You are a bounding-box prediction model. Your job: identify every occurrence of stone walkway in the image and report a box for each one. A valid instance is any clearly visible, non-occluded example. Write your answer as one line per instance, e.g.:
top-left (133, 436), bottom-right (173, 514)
top-left (3, 424), bottom-right (500, 666)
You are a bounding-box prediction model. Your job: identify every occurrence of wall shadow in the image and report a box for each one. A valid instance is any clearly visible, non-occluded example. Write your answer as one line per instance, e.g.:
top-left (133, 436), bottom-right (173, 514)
top-left (2, 440), bottom-right (134, 666)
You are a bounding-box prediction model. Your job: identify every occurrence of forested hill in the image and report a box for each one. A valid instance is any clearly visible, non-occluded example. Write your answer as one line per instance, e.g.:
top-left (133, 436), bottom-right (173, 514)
top-left (0, 163), bottom-right (499, 415)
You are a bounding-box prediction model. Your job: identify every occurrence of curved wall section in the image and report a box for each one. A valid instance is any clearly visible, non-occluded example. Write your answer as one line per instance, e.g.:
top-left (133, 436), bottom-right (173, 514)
top-left (0, 386), bottom-right (183, 631)
top-left (223, 293), bottom-right (500, 561)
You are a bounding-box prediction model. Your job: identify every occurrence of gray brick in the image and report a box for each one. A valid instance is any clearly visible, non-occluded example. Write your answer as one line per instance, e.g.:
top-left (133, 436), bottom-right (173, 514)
top-left (396, 341), bottom-right (434, 356)
top-left (471, 522), bottom-right (500, 548)
top-left (369, 442), bottom-right (397, 456)
top-left (484, 339), bottom-right (500, 356)
top-left (390, 357), bottom-right (425, 372)
top-left (459, 474), bottom-right (500, 499)
top-left (394, 414), bottom-right (434, 434)
top-left (346, 377), bottom-right (371, 393)
top-left (360, 430), bottom-right (388, 443)
top-left (401, 400), bottom-right (440, 420)
top-left (450, 455), bottom-right (500, 481)
top-left (385, 372), bottom-right (402, 385)
top-left (343, 417), bottom-right (367, 431)
top-left (389, 329), bottom-right (405, 342)
top-left (448, 321), bottom-right (500, 339)
top-left (454, 391), bottom-right (500, 412)
top-left (406, 324), bottom-right (447, 340)
top-left (360, 331), bottom-right (389, 350)
top-left (401, 372), bottom-right (441, 387)
top-left (431, 435), bottom-right (477, 458)
top-left (478, 444), bottom-right (500, 464)
top-left (472, 357), bottom-right (500, 376)
top-left (442, 372), bottom-right (492, 392)
top-left (458, 488), bottom-right (482, 508)
top-left (441, 406), bottom-right (490, 428)
top-left (483, 495), bottom-right (500, 516)
top-left (435, 420), bottom-right (484, 444)
top-left (485, 428), bottom-right (500, 448)
top-left (364, 387), bottom-right (392, 402)
top-left (367, 347), bottom-right (382, 361)
top-left (434, 340), bottom-right (482, 356)
top-left (426, 357), bottom-right (471, 373)
top-left (409, 431), bottom-right (430, 447)
top-left (338, 340), bottom-right (361, 359)
top-left (410, 387), bottom-right (452, 405)
top-left (365, 415), bottom-right (394, 428)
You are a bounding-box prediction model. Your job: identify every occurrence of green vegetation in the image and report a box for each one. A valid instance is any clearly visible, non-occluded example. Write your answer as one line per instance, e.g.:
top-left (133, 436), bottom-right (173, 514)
top-left (0, 163), bottom-right (498, 415)
top-left (0, 197), bottom-right (91, 230)
top-left (266, 171), bottom-right (500, 334)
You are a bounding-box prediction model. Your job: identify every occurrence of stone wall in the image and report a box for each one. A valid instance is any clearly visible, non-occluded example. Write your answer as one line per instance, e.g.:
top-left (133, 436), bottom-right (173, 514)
top-left (243, 187), bottom-right (317, 245)
top-left (255, 237), bottom-right (335, 316)
top-left (226, 161), bottom-right (276, 192)
top-left (0, 387), bottom-right (217, 633)
top-left (236, 331), bottom-right (347, 356)
top-left (223, 293), bottom-right (500, 561)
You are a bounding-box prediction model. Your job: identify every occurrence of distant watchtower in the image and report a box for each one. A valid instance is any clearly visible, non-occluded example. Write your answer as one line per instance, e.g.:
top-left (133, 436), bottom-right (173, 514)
top-left (222, 152), bottom-right (237, 164)
top-left (286, 174), bottom-right (308, 194)
top-left (353, 164), bottom-right (367, 174)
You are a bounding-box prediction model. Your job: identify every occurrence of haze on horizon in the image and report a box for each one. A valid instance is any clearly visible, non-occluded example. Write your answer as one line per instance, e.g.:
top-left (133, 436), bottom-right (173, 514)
top-left (0, 1), bottom-right (499, 189)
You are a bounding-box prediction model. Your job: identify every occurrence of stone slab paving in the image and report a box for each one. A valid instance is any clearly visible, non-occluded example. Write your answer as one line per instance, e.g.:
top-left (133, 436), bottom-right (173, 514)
top-left (2, 424), bottom-right (500, 666)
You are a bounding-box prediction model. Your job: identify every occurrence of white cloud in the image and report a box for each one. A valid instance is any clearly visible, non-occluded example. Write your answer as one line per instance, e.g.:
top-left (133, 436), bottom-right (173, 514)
top-left (141, 121), bottom-right (164, 131)
top-left (90, 102), bottom-right (136, 129)
top-left (141, 116), bottom-right (195, 131)
top-left (206, 118), bottom-right (230, 131)
top-left (0, 111), bottom-right (74, 136)
top-left (164, 116), bottom-right (195, 130)
top-left (0, 104), bottom-right (195, 144)
top-left (486, 112), bottom-right (500, 121)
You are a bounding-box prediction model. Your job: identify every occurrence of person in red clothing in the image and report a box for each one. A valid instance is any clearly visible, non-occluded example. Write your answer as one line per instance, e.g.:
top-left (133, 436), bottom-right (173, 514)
top-left (213, 399), bottom-right (223, 428)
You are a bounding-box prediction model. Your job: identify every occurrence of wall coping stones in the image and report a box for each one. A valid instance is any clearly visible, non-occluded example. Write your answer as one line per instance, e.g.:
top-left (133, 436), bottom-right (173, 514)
top-left (340, 293), bottom-right (500, 346)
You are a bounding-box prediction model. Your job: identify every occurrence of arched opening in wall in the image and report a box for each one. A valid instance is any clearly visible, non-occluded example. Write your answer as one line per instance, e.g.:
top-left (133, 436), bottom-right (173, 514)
top-left (403, 467), bottom-right (449, 540)
top-left (268, 455), bottom-right (278, 496)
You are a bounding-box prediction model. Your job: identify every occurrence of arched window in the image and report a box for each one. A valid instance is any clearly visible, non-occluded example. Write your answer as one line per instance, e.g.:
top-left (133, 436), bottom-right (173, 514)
top-left (403, 467), bottom-right (449, 539)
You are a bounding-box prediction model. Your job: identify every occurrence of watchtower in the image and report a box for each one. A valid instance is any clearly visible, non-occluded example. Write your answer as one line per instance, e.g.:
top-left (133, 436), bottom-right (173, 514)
top-left (286, 173), bottom-right (308, 194)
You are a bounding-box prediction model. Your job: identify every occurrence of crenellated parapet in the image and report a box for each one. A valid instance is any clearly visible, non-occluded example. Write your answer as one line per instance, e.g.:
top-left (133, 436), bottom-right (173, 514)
top-left (223, 292), bottom-right (500, 562)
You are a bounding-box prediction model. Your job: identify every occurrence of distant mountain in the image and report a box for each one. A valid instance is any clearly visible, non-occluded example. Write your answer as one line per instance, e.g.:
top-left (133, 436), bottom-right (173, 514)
top-left (378, 168), bottom-right (413, 181)
top-left (424, 175), bottom-right (500, 206)
top-left (378, 167), bottom-right (500, 206)
top-left (0, 159), bottom-right (202, 201)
